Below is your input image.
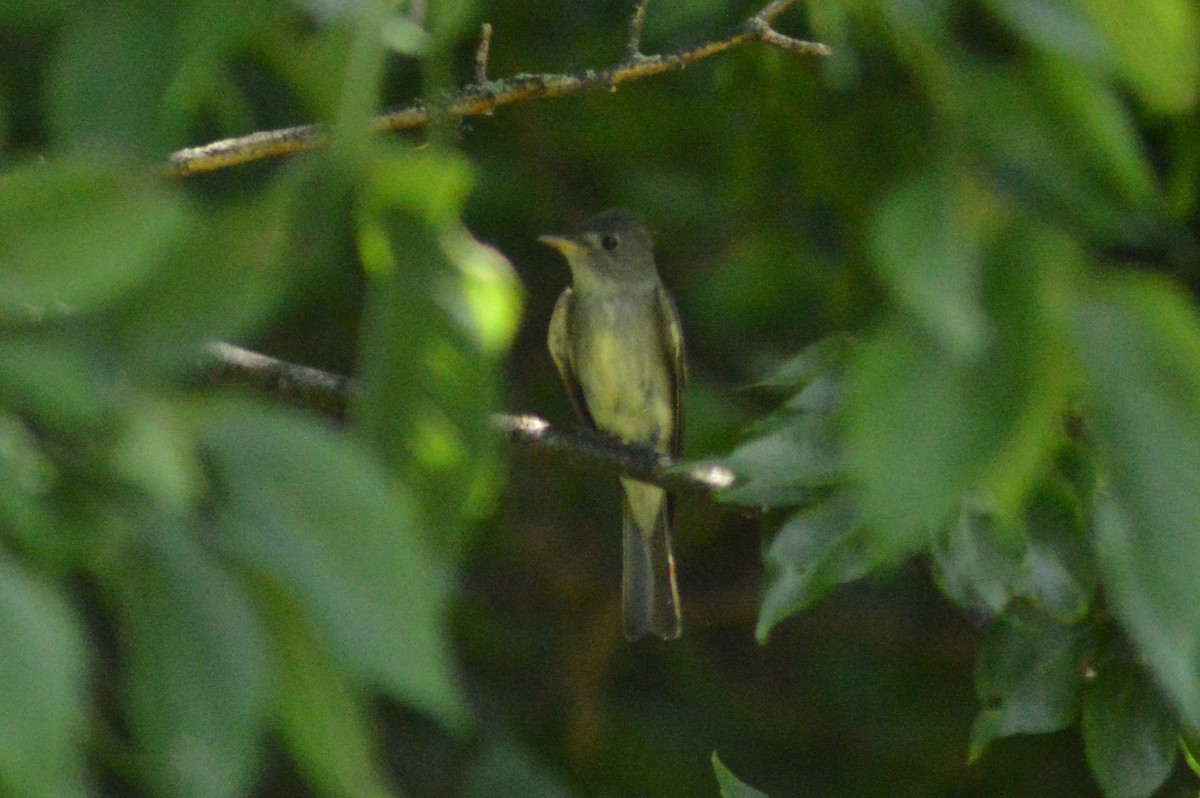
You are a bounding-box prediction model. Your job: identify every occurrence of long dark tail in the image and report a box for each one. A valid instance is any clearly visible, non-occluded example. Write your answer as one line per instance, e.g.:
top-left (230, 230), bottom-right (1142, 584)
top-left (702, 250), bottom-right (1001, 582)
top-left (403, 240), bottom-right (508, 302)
top-left (621, 480), bottom-right (681, 640)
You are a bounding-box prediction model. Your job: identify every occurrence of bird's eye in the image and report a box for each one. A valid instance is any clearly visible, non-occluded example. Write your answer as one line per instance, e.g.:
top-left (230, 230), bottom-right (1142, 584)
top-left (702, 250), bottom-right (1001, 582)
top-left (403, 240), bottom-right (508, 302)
top-left (601, 234), bottom-right (620, 251)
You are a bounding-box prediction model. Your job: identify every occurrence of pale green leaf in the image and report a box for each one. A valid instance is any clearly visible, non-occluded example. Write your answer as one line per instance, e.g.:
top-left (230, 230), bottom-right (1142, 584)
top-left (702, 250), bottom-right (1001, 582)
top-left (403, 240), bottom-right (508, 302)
top-left (1074, 273), bottom-right (1200, 728)
top-left (712, 753), bottom-right (771, 798)
top-left (0, 159), bottom-right (187, 317)
top-left (202, 400), bottom-right (470, 732)
top-left (119, 523), bottom-right (271, 798)
top-left (0, 557), bottom-right (88, 798)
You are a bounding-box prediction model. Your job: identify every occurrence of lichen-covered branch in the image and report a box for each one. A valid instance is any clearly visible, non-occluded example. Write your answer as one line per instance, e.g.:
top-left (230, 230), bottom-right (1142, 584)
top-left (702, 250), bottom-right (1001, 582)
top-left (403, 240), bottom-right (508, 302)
top-left (203, 341), bottom-right (736, 495)
top-left (166, 0), bottom-right (828, 177)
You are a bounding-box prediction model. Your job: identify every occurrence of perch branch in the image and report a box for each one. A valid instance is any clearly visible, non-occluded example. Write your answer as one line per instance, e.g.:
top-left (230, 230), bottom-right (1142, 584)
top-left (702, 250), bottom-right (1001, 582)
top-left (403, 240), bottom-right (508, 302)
top-left (203, 341), bottom-right (737, 495)
top-left (165, 0), bottom-right (828, 177)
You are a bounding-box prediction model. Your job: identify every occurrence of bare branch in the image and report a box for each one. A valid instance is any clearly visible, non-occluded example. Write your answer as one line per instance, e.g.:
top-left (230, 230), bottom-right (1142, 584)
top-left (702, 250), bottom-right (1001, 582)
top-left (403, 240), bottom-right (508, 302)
top-left (165, 0), bottom-right (829, 177)
top-left (474, 23), bottom-right (493, 85)
top-left (625, 0), bottom-right (651, 62)
top-left (202, 341), bottom-right (736, 495)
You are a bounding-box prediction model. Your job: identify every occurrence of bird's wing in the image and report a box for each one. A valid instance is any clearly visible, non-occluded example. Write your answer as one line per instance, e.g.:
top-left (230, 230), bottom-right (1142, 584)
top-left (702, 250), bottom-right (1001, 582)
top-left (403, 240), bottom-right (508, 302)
top-left (548, 288), bottom-right (595, 429)
top-left (655, 285), bottom-right (686, 457)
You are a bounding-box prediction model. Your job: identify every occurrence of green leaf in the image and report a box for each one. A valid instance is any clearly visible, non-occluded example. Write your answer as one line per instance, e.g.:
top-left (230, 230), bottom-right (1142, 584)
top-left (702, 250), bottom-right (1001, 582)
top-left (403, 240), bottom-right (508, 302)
top-left (0, 332), bottom-right (113, 432)
top-left (718, 401), bottom-right (841, 508)
top-left (960, 62), bottom-right (1158, 242)
top-left (1076, 0), bottom-right (1200, 113)
top-left (970, 604), bottom-right (1098, 761)
top-left (870, 168), bottom-right (989, 357)
top-left (981, 0), bottom-right (1111, 66)
top-left (202, 400), bottom-right (470, 732)
top-left (932, 504), bottom-right (1026, 615)
top-left (0, 557), bottom-right (88, 798)
top-left (353, 154), bottom-right (519, 549)
top-left (845, 225), bottom-right (1074, 556)
top-left (1082, 661), bottom-right (1178, 798)
top-left (1073, 273), bottom-right (1200, 728)
top-left (104, 185), bottom-right (295, 376)
top-left (118, 522), bottom-right (272, 798)
top-left (266, 590), bottom-right (398, 798)
top-left (712, 752), bottom-right (771, 798)
top-left (0, 158), bottom-right (188, 317)
top-left (46, 1), bottom-right (275, 156)
top-left (757, 491), bottom-right (874, 642)
top-left (461, 741), bottom-right (576, 798)
top-left (1018, 477), bottom-right (1097, 622)
top-left (748, 336), bottom-right (853, 391)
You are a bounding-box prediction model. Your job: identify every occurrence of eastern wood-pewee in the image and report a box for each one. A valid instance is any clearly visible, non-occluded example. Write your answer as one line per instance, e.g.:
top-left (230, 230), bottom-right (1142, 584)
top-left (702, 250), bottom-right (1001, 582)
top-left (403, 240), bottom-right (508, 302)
top-left (540, 209), bottom-right (685, 640)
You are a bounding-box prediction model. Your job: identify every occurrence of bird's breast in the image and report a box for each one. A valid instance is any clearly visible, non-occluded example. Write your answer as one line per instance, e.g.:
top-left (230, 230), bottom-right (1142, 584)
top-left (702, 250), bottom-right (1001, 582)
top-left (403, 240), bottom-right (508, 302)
top-left (570, 292), bottom-right (674, 451)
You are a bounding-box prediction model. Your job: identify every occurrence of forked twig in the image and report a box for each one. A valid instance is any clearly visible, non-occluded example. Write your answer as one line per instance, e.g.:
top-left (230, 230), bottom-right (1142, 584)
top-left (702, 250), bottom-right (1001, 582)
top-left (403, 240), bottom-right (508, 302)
top-left (166, 0), bottom-right (828, 177)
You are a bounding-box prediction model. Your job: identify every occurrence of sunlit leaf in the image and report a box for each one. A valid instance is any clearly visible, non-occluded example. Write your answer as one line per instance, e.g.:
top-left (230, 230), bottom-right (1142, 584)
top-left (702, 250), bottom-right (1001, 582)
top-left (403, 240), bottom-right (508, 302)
top-left (712, 753), bottom-right (771, 798)
top-left (1076, 0), bottom-right (1200, 113)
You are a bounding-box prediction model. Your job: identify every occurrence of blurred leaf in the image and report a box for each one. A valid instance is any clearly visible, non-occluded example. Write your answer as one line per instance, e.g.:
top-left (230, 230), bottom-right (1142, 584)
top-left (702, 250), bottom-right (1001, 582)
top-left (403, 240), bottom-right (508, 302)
top-left (1075, 0), bottom-right (1200, 113)
top-left (1018, 477), bottom-right (1097, 622)
top-left (201, 400), bottom-right (470, 732)
top-left (266, 590), bottom-right (398, 798)
top-left (353, 148), bottom-right (518, 549)
top-left (718, 410), bottom-right (841, 508)
top-left (0, 332), bottom-right (112, 432)
top-left (712, 753), bottom-right (771, 798)
top-left (981, 0), bottom-right (1110, 66)
top-left (109, 399), bottom-right (203, 516)
top-left (1082, 661), bottom-right (1178, 798)
top-left (757, 490), bottom-right (874, 642)
top-left (103, 182), bottom-right (294, 375)
top-left (1074, 273), bottom-right (1200, 728)
top-left (749, 335), bottom-right (853, 391)
top-left (118, 521), bottom-right (271, 798)
top-left (845, 225), bottom-right (1074, 556)
top-left (870, 168), bottom-right (989, 357)
top-left (461, 741), bottom-right (576, 798)
top-left (0, 556), bottom-right (87, 798)
top-left (932, 503), bottom-right (1025, 616)
top-left (970, 604), bottom-right (1098, 762)
top-left (0, 415), bottom-right (57, 554)
top-left (0, 158), bottom-right (188, 317)
top-left (961, 62), bottom-right (1158, 243)
top-left (46, 0), bottom-right (275, 155)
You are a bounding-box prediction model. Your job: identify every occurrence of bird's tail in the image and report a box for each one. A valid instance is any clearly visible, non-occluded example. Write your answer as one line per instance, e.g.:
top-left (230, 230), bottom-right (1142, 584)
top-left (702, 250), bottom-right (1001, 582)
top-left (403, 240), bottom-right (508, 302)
top-left (620, 478), bottom-right (682, 640)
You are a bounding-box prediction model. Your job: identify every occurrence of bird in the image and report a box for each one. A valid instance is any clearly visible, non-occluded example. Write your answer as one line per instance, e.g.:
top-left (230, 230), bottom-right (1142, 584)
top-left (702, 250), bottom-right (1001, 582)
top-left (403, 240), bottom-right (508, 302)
top-left (539, 209), bottom-right (685, 640)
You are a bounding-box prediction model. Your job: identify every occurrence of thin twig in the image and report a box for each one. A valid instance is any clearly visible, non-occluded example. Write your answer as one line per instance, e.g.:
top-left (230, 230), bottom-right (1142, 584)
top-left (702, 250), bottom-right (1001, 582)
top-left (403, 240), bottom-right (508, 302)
top-left (473, 23), bottom-right (493, 85)
top-left (202, 341), bottom-right (737, 495)
top-left (165, 0), bottom-right (827, 177)
top-left (625, 0), bottom-right (651, 62)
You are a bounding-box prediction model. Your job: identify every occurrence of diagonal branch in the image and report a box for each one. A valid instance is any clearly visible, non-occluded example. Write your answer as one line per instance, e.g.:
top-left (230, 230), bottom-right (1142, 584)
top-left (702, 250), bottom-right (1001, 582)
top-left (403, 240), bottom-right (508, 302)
top-left (203, 341), bottom-right (737, 495)
top-left (166, 0), bottom-right (828, 177)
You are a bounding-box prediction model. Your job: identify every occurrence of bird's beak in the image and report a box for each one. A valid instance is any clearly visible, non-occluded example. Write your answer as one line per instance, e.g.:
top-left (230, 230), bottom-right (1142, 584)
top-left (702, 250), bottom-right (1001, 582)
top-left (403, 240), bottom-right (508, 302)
top-left (537, 234), bottom-right (583, 257)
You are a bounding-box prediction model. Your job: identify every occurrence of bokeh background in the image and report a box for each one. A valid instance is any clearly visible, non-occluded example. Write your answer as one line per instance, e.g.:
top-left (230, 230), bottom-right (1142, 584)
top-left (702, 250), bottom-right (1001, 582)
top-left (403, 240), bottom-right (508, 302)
top-left (1, 0), bottom-right (1198, 796)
